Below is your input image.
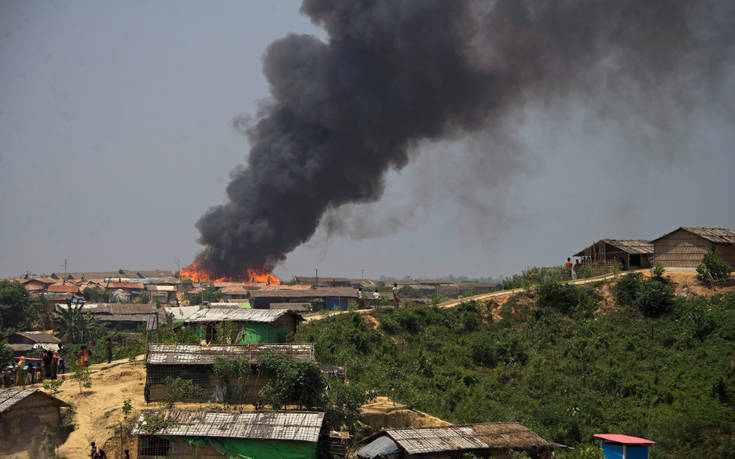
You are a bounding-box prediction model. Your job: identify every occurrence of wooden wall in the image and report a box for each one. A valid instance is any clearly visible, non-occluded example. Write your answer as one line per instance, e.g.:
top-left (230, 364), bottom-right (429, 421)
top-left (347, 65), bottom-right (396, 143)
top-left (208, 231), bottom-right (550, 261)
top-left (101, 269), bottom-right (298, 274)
top-left (654, 229), bottom-right (713, 268)
top-left (0, 395), bottom-right (63, 456)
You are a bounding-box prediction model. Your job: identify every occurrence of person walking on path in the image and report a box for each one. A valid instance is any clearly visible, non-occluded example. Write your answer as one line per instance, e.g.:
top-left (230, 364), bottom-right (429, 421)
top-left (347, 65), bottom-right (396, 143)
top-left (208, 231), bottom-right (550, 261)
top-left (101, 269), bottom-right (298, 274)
top-left (105, 338), bottom-right (113, 364)
top-left (392, 283), bottom-right (401, 308)
top-left (42, 350), bottom-right (53, 378)
top-left (51, 351), bottom-right (59, 379)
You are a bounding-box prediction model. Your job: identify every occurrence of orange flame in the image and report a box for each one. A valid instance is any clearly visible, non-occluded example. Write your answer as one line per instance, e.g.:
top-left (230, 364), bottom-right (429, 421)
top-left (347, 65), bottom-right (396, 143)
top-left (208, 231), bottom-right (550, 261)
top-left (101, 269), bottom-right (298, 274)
top-left (179, 257), bottom-right (280, 285)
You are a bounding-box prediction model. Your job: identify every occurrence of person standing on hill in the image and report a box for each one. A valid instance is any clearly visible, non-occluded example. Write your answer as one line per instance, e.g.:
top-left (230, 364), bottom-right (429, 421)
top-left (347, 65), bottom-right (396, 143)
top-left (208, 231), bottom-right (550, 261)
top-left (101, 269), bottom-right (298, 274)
top-left (392, 283), bottom-right (400, 308)
top-left (42, 350), bottom-right (53, 378)
top-left (105, 338), bottom-right (113, 364)
top-left (357, 287), bottom-right (365, 309)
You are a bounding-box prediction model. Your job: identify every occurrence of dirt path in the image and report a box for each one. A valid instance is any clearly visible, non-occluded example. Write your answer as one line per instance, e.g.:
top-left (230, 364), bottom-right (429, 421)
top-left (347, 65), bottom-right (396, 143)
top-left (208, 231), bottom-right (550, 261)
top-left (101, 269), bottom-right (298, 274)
top-left (303, 272), bottom-right (623, 322)
top-left (54, 356), bottom-right (148, 458)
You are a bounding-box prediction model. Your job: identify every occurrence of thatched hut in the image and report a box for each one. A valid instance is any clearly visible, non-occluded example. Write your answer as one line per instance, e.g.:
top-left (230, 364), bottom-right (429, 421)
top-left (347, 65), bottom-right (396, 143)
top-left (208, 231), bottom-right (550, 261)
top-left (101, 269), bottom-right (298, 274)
top-left (357, 422), bottom-right (551, 458)
top-left (0, 389), bottom-right (70, 456)
top-left (652, 226), bottom-right (735, 268)
top-left (574, 239), bottom-right (653, 270)
top-left (143, 343), bottom-right (315, 403)
top-left (132, 409), bottom-right (325, 458)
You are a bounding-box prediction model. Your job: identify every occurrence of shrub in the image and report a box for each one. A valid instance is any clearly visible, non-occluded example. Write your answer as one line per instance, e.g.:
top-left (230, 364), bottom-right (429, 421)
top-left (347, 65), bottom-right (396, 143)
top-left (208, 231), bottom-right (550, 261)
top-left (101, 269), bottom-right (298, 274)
top-left (635, 278), bottom-right (675, 317)
top-left (614, 273), bottom-right (643, 308)
top-left (697, 252), bottom-right (733, 285)
top-left (536, 280), bottom-right (579, 314)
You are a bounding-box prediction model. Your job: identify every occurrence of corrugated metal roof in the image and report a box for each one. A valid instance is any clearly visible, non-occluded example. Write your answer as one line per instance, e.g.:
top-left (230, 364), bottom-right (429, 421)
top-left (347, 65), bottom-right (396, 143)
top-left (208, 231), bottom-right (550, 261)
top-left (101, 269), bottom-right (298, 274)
top-left (380, 423), bottom-right (549, 454)
top-left (146, 343), bottom-right (315, 365)
top-left (164, 306), bottom-right (201, 321)
top-left (0, 389), bottom-right (68, 413)
top-left (47, 284), bottom-right (81, 293)
top-left (184, 307), bottom-right (300, 324)
top-left (131, 410), bottom-right (324, 442)
top-left (59, 303), bottom-right (159, 314)
top-left (13, 331), bottom-right (61, 344)
top-left (249, 287), bottom-right (357, 299)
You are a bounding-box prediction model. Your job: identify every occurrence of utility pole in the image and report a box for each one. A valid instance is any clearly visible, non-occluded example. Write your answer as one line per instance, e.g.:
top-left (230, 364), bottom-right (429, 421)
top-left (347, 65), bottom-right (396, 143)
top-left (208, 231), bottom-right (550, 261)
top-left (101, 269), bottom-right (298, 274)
top-left (361, 269), bottom-right (365, 280)
top-left (64, 258), bottom-right (68, 274)
top-left (315, 268), bottom-right (318, 289)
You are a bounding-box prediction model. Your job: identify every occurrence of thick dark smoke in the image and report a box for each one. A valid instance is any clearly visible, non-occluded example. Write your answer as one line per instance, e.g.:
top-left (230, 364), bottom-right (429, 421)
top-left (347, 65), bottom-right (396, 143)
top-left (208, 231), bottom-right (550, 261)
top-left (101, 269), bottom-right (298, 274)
top-left (195, 0), bottom-right (734, 276)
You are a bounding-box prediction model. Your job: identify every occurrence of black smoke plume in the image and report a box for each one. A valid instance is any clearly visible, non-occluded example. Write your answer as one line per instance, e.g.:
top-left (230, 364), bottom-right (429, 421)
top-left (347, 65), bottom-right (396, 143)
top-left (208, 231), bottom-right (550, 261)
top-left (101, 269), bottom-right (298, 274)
top-left (195, 0), bottom-right (734, 277)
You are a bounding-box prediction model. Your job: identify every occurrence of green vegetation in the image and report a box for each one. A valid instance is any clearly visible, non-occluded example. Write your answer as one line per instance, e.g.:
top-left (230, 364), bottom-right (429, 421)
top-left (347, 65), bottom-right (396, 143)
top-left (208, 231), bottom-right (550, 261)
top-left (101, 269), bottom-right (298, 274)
top-left (139, 412), bottom-right (177, 434)
top-left (614, 272), bottom-right (675, 317)
top-left (295, 280), bottom-right (735, 457)
top-left (0, 341), bottom-right (13, 369)
top-left (43, 378), bottom-right (64, 395)
top-left (70, 364), bottom-right (92, 394)
top-left (54, 303), bottom-right (102, 343)
top-left (161, 376), bottom-right (207, 408)
top-left (0, 280), bottom-right (44, 334)
top-left (697, 252), bottom-right (733, 286)
top-left (82, 285), bottom-right (109, 302)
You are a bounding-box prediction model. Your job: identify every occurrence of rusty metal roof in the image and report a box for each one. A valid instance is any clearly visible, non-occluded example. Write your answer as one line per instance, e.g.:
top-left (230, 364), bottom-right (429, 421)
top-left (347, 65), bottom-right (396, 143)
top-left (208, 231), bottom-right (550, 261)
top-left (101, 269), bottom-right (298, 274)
top-left (131, 410), bottom-right (324, 442)
top-left (249, 287), bottom-right (358, 299)
top-left (146, 343), bottom-right (315, 365)
top-left (378, 423), bottom-right (549, 454)
top-left (12, 331), bottom-right (61, 344)
top-left (0, 389), bottom-right (69, 413)
top-left (184, 307), bottom-right (301, 324)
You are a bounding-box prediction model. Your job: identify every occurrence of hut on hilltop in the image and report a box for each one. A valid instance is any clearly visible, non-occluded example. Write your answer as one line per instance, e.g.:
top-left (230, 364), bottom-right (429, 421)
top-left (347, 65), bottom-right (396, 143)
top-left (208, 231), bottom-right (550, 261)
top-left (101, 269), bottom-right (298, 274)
top-left (574, 239), bottom-right (653, 270)
top-left (358, 422), bottom-right (551, 459)
top-left (652, 226), bottom-right (735, 268)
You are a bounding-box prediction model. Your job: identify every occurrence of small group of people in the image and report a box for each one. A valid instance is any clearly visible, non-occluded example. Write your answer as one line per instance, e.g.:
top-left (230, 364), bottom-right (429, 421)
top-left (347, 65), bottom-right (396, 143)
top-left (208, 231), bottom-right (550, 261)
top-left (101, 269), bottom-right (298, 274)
top-left (355, 283), bottom-right (401, 309)
top-left (2, 347), bottom-right (66, 387)
top-left (565, 258), bottom-right (584, 280)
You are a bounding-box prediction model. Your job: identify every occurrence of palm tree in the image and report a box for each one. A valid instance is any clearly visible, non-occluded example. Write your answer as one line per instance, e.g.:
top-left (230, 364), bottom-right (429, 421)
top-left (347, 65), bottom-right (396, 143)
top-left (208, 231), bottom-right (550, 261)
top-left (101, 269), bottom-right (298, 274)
top-left (54, 303), bottom-right (99, 343)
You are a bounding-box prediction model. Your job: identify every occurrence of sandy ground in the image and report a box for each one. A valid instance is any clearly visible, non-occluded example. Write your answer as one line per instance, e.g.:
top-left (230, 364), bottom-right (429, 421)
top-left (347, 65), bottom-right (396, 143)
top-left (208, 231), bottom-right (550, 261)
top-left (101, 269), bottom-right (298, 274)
top-left (51, 356), bottom-right (148, 459)
top-left (360, 396), bottom-right (449, 430)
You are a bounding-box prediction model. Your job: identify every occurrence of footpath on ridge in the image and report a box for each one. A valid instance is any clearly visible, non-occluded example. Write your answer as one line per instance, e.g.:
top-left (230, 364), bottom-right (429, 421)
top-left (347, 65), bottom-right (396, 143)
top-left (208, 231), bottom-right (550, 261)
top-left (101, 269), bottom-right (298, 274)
top-left (304, 272), bottom-right (624, 322)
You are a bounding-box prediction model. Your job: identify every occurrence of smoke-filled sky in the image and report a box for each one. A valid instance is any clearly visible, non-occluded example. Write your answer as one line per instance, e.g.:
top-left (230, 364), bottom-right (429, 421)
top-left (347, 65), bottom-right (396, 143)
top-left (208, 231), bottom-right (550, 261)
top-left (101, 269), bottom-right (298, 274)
top-left (1, 0), bottom-right (734, 280)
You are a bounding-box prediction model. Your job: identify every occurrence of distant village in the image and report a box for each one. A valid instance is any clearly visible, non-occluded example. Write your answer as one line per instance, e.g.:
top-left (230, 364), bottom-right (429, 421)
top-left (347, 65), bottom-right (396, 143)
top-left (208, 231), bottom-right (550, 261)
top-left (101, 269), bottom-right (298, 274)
top-left (1, 225), bottom-right (733, 458)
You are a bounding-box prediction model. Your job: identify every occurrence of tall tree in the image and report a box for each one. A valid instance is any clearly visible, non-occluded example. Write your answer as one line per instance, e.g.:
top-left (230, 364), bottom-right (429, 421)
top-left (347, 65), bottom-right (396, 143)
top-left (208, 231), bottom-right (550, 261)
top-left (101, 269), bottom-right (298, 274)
top-left (0, 280), bottom-right (42, 333)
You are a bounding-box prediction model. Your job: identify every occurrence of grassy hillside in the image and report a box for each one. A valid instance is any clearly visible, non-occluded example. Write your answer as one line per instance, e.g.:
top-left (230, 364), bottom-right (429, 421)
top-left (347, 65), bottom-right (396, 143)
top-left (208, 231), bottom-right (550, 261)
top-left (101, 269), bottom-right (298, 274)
top-left (295, 278), bottom-right (735, 458)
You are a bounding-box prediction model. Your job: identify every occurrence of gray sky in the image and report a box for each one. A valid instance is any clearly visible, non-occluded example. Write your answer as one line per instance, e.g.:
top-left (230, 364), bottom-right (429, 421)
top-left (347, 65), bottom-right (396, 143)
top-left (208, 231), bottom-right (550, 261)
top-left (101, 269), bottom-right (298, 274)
top-left (1, 1), bottom-right (734, 280)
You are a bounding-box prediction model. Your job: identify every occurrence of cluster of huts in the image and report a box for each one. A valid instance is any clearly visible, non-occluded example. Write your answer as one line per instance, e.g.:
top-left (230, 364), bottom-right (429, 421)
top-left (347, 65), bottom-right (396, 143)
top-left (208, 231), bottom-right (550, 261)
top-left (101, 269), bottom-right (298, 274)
top-left (573, 226), bottom-right (735, 271)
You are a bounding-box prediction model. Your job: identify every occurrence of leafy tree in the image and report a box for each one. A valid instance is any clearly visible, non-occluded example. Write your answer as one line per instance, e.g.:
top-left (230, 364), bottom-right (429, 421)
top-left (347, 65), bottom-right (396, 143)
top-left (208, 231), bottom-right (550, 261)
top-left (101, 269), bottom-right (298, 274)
top-left (190, 286), bottom-right (222, 304)
top-left (43, 379), bottom-right (64, 395)
top-left (536, 280), bottom-right (578, 314)
top-left (257, 352), bottom-right (325, 410)
top-left (697, 252), bottom-right (733, 286)
top-left (0, 280), bottom-right (42, 333)
top-left (70, 364), bottom-right (92, 393)
top-left (82, 286), bottom-right (108, 302)
top-left (614, 272), bottom-right (643, 308)
top-left (635, 278), bottom-right (675, 317)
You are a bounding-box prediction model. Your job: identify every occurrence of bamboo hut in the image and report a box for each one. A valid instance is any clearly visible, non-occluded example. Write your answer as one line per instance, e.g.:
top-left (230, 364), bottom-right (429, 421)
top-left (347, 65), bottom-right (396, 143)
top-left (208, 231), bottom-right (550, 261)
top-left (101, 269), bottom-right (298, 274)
top-left (143, 343), bottom-right (315, 403)
top-left (0, 389), bottom-right (70, 456)
top-left (652, 227), bottom-right (735, 268)
top-left (132, 409), bottom-right (325, 458)
top-left (574, 239), bottom-right (653, 271)
top-left (357, 422), bottom-right (551, 458)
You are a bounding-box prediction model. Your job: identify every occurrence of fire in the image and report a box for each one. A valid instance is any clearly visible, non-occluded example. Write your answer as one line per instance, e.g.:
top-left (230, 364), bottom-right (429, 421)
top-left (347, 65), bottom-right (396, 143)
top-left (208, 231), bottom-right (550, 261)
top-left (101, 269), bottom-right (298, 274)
top-left (179, 257), bottom-right (280, 285)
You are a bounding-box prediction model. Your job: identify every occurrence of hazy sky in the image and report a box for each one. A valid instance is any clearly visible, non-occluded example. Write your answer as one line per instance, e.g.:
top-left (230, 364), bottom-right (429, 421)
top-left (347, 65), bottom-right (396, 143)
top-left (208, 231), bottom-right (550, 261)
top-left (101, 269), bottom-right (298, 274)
top-left (2, 1), bottom-right (734, 280)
